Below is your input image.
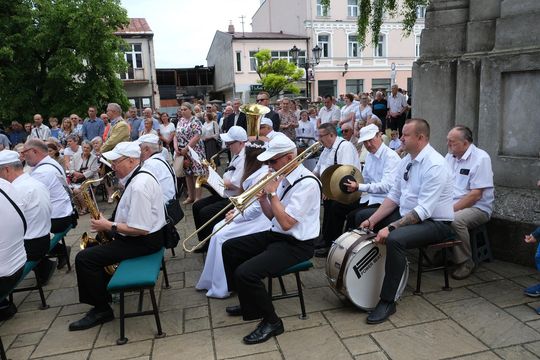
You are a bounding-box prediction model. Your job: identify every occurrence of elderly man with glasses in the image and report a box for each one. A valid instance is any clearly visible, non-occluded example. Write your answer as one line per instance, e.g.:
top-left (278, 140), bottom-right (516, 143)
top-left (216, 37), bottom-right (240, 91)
top-left (354, 118), bottom-right (455, 324)
top-left (256, 91), bottom-right (280, 131)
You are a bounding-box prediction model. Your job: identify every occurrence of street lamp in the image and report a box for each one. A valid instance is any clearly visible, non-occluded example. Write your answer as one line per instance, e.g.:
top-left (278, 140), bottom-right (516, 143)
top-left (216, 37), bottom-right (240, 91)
top-left (342, 62), bottom-right (349, 77)
top-left (290, 45), bottom-right (322, 100)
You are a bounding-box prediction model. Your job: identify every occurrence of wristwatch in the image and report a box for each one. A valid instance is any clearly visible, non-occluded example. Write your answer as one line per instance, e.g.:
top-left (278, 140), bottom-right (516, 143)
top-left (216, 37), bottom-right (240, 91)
top-left (388, 225), bottom-right (396, 232)
top-left (111, 222), bottom-right (118, 236)
top-left (267, 192), bottom-right (277, 200)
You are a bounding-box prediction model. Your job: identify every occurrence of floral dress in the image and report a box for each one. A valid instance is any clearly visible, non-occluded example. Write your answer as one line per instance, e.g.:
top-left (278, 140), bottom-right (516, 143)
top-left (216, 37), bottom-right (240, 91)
top-left (278, 110), bottom-right (299, 141)
top-left (176, 116), bottom-right (207, 176)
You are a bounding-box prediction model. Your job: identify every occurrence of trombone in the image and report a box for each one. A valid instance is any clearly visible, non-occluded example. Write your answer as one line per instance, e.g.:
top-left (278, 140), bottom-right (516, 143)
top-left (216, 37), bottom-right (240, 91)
top-left (182, 141), bottom-right (323, 253)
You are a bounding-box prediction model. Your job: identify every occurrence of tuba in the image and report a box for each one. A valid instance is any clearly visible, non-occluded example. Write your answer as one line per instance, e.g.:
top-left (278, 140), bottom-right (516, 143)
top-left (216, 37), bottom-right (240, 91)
top-left (240, 103), bottom-right (270, 138)
top-left (79, 172), bottom-right (119, 275)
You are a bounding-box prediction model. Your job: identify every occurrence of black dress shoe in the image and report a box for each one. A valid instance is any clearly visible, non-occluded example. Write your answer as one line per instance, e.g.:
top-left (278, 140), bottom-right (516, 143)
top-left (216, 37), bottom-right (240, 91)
top-left (314, 247), bottom-right (329, 258)
top-left (0, 300), bottom-right (17, 321)
top-left (367, 300), bottom-right (396, 324)
top-left (68, 307), bottom-right (114, 331)
top-left (243, 319), bottom-right (284, 345)
top-left (57, 246), bottom-right (71, 269)
top-left (225, 305), bottom-right (242, 316)
top-left (36, 259), bottom-right (57, 286)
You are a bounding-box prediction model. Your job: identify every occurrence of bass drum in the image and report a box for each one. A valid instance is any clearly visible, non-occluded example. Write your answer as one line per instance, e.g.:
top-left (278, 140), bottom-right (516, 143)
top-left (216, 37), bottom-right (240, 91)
top-left (326, 230), bottom-right (409, 310)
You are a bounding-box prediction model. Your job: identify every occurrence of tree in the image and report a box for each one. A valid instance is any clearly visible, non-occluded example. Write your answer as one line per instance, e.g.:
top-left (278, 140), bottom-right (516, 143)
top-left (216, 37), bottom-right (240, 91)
top-left (0, 0), bottom-right (130, 124)
top-left (320, 0), bottom-right (430, 47)
top-left (254, 49), bottom-right (304, 99)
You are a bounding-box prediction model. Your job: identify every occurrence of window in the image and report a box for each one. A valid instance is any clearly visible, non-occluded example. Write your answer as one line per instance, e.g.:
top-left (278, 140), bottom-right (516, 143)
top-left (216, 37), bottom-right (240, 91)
top-left (270, 50), bottom-right (289, 60)
top-left (415, 35), bottom-right (421, 57)
top-left (121, 43), bottom-right (143, 80)
top-left (235, 51), bottom-right (242, 72)
top-left (318, 34), bottom-right (330, 58)
top-left (374, 34), bottom-right (386, 57)
top-left (346, 79), bottom-right (363, 94)
top-left (318, 80), bottom-right (337, 98)
top-left (348, 34), bottom-right (359, 58)
top-left (316, 0), bottom-right (328, 17)
top-left (347, 0), bottom-right (358, 17)
top-left (372, 78), bottom-right (391, 93)
top-left (249, 51), bottom-right (258, 71)
top-left (416, 5), bottom-right (426, 18)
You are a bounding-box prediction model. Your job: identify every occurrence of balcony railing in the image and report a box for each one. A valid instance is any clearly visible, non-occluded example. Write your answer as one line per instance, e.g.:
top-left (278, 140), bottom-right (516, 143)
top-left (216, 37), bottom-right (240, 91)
top-left (120, 68), bottom-right (147, 82)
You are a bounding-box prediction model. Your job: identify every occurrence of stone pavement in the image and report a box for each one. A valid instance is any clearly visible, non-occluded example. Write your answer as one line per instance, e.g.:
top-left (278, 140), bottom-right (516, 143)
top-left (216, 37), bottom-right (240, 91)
top-left (3, 200), bottom-right (540, 360)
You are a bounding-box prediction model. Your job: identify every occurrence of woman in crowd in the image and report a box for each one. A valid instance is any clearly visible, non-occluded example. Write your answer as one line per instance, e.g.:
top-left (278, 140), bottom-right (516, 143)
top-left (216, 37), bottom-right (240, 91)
top-left (371, 91), bottom-right (388, 132)
top-left (139, 117), bottom-right (157, 137)
top-left (201, 112), bottom-right (220, 163)
top-left (356, 94), bottom-right (373, 123)
top-left (159, 112), bottom-right (176, 153)
top-left (196, 141), bottom-right (271, 298)
top-left (278, 97), bottom-right (298, 141)
top-left (62, 134), bottom-right (81, 170)
top-left (296, 110), bottom-right (317, 149)
top-left (69, 140), bottom-right (99, 215)
top-left (46, 141), bottom-right (63, 167)
top-left (58, 117), bottom-right (74, 147)
top-left (173, 102), bottom-right (206, 204)
top-left (339, 93), bottom-right (357, 128)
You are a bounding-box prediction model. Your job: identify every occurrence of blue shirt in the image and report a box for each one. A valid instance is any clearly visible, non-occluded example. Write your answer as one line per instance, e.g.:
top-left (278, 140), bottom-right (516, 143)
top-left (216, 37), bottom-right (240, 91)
top-left (50, 128), bottom-right (60, 139)
top-left (82, 118), bottom-right (105, 141)
top-left (128, 117), bottom-right (143, 140)
top-left (137, 118), bottom-right (160, 133)
top-left (8, 130), bottom-right (26, 146)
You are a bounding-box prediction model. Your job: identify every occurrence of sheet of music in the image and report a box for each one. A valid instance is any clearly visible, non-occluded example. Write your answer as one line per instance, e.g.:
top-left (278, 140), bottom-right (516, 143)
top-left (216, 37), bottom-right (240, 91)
top-left (207, 166), bottom-right (225, 197)
top-left (188, 146), bottom-right (201, 165)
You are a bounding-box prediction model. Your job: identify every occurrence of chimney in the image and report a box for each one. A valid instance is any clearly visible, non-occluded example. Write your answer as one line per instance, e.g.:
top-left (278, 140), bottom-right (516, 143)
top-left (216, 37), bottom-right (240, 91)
top-left (228, 21), bottom-right (235, 34)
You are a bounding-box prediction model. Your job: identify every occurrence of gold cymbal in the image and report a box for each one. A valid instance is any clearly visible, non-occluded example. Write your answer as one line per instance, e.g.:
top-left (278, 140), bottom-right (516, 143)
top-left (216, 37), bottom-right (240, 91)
top-left (321, 165), bottom-right (363, 204)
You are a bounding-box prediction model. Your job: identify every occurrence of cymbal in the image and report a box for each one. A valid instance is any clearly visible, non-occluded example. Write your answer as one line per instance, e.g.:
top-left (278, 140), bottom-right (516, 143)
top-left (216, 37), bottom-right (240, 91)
top-left (321, 165), bottom-right (363, 204)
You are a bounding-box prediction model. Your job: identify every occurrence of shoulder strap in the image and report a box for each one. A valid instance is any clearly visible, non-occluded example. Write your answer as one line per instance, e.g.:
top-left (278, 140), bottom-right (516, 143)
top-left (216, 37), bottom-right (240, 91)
top-left (280, 175), bottom-right (321, 200)
top-left (0, 188), bottom-right (27, 233)
top-left (110, 167), bottom-right (159, 220)
top-left (334, 139), bottom-right (344, 165)
top-left (154, 157), bottom-right (178, 197)
top-left (35, 161), bottom-right (64, 176)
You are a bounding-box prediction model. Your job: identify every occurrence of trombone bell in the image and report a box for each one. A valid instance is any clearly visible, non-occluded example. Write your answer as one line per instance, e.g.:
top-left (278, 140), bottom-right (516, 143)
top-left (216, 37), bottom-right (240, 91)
top-left (240, 104), bottom-right (270, 138)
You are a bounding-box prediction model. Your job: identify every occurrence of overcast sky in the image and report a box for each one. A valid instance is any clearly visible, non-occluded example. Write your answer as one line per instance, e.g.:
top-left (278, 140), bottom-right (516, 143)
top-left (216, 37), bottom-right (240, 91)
top-left (120, 0), bottom-right (261, 68)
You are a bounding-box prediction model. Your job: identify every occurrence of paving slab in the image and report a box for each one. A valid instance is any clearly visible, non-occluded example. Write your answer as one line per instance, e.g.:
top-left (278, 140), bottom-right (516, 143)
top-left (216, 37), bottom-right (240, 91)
top-left (449, 351), bottom-right (502, 360)
top-left (505, 304), bottom-right (540, 322)
top-left (159, 287), bottom-right (207, 311)
top-left (6, 345), bottom-right (35, 360)
top-left (483, 261), bottom-right (537, 278)
top-left (494, 345), bottom-right (539, 360)
top-left (89, 339), bottom-right (152, 360)
top-left (11, 331), bottom-right (45, 349)
top-left (185, 305), bottom-right (209, 320)
top-left (423, 287), bottom-right (478, 305)
top-left (273, 286), bottom-right (343, 317)
top-left (185, 316), bottom-right (210, 333)
top-left (354, 352), bottom-right (388, 360)
top-left (229, 351), bottom-right (283, 360)
top-left (342, 335), bottom-right (380, 356)
top-left (278, 325), bottom-right (352, 360)
top-left (45, 287), bottom-right (79, 308)
top-left (213, 323), bottom-right (277, 359)
top-left (324, 307), bottom-right (394, 338)
top-left (468, 279), bottom-right (532, 308)
top-left (32, 350), bottom-right (90, 360)
top-left (388, 296), bottom-right (446, 327)
top-left (439, 297), bottom-right (540, 348)
top-left (166, 256), bottom-right (204, 274)
top-left (152, 330), bottom-right (214, 359)
top-left (282, 311), bottom-right (328, 332)
top-left (372, 319), bottom-right (487, 360)
top-left (524, 340), bottom-right (540, 356)
top-left (0, 308), bottom-right (60, 336)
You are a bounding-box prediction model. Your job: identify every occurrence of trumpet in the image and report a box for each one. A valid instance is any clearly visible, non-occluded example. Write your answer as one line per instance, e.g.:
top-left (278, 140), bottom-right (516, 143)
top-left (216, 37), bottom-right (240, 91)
top-left (183, 141), bottom-right (323, 253)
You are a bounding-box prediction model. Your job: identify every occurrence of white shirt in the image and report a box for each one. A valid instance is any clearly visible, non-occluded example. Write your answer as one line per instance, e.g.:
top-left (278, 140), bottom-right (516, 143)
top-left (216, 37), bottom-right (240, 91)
top-left (159, 123), bottom-right (176, 139)
top-left (141, 153), bottom-right (176, 203)
top-left (387, 144), bottom-right (454, 221)
top-left (63, 145), bottom-right (82, 158)
top-left (115, 168), bottom-right (166, 234)
top-left (356, 106), bottom-right (373, 121)
top-left (0, 179), bottom-right (27, 277)
top-left (224, 147), bottom-right (246, 197)
top-left (201, 121), bottom-right (219, 139)
top-left (340, 103), bottom-right (358, 122)
top-left (445, 144), bottom-right (494, 216)
top-left (318, 105), bottom-right (341, 124)
top-left (31, 156), bottom-right (73, 219)
top-left (387, 93), bottom-right (408, 114)
top-left (295, 120), bottom-right (317, 142)
top-left (29, 124), bottom-right (51, 140)
top-left (359, 143), bottom-right (401, 205)
top-left (313, 137), bottom-right (361, 177)
top-left (13, 173), bottom-right (52, 240)
top-left (389, 138), bottom-right (402, 150)
top-left (271, 165), bottom-right (321, 240)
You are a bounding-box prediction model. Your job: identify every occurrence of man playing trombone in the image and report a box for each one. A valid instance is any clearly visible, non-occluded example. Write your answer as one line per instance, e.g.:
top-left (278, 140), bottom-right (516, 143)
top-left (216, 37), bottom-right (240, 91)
top-left (222, 136), bottom-right (321, 345)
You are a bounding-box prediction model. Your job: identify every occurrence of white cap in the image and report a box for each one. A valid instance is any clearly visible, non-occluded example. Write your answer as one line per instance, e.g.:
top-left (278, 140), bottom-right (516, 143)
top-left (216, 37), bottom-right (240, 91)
top-left (257, 135), bottom-right (296, 162)
top-left (358, 124), bottom-right (380, 142)
top-left (220, 126), bottom-right (247, 143)
top-left (102, 142), bottom-right (141, 161)
top-left (137, 134), bottom-right (160, 145)
top-left (0, 150), bottom-right (21, 166)
top-left (260, 117), bottom-right (273, 127)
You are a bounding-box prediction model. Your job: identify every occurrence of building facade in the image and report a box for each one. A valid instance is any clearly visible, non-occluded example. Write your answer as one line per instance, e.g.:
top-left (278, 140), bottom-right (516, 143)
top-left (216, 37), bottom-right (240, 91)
top-left (115, 18), bottom-right (160, 111)
top-left (206, 26), bottom-right (308, 102)
top-left (252, 0), bottom-right (425, 97)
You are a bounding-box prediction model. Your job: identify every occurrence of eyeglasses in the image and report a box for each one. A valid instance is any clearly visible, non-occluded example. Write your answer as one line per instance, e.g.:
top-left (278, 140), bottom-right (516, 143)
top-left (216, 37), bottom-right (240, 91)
top-left (256, 98), bottom-right (268, 102)
top-left (20, 148), bottom-right (34, 154)
top-left (319, 132), bottom-right (331, 138)
top-left (266, 153), bottom-right (288, 165)
top-left (403, 162), bottom-right (412, 181)
top-left (342, 129), bottom-right (351, 133)
top-left (111, 156), bottom-right (129, 168)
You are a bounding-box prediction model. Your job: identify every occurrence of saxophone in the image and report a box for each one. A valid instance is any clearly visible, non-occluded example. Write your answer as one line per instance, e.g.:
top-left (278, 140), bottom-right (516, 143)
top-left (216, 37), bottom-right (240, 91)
top-left (195, 148), bottom-right (228, 188)
top-left (79, 172), bottom-right (118, 275)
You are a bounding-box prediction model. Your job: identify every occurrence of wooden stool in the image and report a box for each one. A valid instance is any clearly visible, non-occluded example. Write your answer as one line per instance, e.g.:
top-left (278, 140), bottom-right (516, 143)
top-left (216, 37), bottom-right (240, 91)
top-left (414, 240), bottom-right (462, 295)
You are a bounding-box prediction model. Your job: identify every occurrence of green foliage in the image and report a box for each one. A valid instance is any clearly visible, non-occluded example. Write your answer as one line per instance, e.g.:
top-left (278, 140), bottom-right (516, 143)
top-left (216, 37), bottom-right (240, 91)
top-left (0, 0), bottom-right (130, 124)
top-left (254, 49), bottom-right (304, 98)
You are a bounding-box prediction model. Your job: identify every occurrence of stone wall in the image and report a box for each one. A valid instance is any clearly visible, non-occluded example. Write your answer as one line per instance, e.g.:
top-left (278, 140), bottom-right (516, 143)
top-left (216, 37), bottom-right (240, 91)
top-left (413, 0), bottom-right (540, 266)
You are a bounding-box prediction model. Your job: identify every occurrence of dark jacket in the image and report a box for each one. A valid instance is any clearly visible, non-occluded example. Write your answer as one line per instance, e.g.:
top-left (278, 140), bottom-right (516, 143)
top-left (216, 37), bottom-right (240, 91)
top-left (223, 112), bottom-right (247, 133)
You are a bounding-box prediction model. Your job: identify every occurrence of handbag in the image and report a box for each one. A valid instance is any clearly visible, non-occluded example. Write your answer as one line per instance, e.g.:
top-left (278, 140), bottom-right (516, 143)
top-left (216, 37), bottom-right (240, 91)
top-left (173, 154), bottom-right (184, 177)
top-left (155, 158), bottom-right (185, 226)
top-left (163, 217), bottom-right (181, 249)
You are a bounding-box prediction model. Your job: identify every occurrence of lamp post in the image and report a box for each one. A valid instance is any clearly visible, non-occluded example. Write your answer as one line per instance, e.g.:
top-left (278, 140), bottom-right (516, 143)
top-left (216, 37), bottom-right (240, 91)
top-left (342, 62), bottom-right (349, 77)
top-left (290, 45), bottom-right (322, 101)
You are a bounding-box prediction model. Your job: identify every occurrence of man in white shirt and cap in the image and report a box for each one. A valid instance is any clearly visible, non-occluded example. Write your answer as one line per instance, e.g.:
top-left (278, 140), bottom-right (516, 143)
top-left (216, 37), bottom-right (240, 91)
top-left (313, 123), bottom-right (361, 257)
top-left (69, 141), bottom-right (166, 331)
top-left (248, 117), bottom-right (279, 143)
top-left (192, 126), bottom-right (246, 250)
top-left (358, 119), bottom-right (455, 324)
top-left (0, 150), bottom-right (53, 284)
top-left (222, 135), bottom-right (321, 345)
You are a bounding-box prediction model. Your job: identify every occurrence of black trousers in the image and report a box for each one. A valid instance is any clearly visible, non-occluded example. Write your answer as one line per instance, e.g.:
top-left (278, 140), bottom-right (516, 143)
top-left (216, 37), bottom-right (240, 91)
top-left (320, 199), bottom-right (360, 248)
top-left (0, 266), bottom-right (24, 300)
top-left (25, 235), bottom-right (52, 280)
top-left (192, 195), bottom-right (230, 242)
top-left (74, 230), bottom-right (163, 309)
top-left (222, 231), bottom-right (314, 321)
top-left (346, 204), bottom-right (381, 230)
top-left (354, 208), bottom-right (455, 302)
top-left (51, 215), bottom-right (73, 233)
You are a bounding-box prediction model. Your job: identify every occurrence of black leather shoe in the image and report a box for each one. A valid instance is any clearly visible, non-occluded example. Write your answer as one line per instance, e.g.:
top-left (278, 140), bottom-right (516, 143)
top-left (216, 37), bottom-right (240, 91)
top-left (314, 247), bottom-right (329, 258)
top-left (57, 246), bottom-right (71, 269)
top-left (36, 259), bottom-right (57, 286)
top-left (225, 305), bottom-right (242, 316)
top-left (243, 319), bottom-right (284, 345)
top-left (0, 300), bottom-right (17, 321)
top-left (367, 300), bottom-right (396, 324)
top-left (68, 307), bottom-right (114, 331)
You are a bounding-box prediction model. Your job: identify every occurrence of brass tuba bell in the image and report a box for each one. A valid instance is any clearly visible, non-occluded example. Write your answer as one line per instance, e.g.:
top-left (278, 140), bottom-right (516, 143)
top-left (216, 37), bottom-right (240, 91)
top-left (240, 103), bottom-right (270, 138)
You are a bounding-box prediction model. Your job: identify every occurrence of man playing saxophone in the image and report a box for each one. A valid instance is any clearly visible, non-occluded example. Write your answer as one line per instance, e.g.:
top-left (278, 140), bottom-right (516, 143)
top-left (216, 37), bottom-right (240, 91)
top-left (69, 142), bottom-right (166, 331)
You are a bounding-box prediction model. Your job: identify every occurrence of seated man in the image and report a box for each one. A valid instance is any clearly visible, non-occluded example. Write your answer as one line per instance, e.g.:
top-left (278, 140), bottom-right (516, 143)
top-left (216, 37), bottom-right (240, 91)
top-left (356, 119), bottom-right (454, 324)
top-left (445, 126), bottom-right (494, 279)
top-left (0, 151), bottom-right (53, 284)
top-left (69, 142), bottom-right (166, 331)
top-left (222, 136), bottom-right (321, 344)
